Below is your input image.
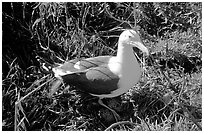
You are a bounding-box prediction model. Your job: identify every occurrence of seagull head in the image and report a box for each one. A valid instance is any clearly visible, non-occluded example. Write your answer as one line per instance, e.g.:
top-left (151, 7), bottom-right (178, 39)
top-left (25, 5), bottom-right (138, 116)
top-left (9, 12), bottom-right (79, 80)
top-left (119, 29), bottom-right (149, 56)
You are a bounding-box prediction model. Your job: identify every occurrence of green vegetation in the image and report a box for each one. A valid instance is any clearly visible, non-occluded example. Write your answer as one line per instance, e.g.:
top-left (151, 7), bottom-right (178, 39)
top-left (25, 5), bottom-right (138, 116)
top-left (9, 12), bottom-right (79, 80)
top-left (2, 2), bottom-right (202, 131)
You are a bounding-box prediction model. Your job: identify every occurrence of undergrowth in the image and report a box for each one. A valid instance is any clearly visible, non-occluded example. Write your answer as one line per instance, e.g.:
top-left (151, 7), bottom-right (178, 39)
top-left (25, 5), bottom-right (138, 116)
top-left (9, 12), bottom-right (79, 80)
top-left (2, 2), bottom-right (202, 131)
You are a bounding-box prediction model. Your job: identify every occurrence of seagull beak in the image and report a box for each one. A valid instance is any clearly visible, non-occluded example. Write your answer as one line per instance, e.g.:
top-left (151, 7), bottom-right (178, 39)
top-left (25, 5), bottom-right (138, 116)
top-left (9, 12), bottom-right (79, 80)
top-left (132, 42), bottom-right (149, 56)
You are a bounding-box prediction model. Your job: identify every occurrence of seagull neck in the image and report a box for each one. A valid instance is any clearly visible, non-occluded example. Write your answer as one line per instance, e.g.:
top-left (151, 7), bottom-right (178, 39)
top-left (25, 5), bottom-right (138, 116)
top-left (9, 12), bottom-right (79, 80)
top-left (116, 43), bottom-right (137, 64)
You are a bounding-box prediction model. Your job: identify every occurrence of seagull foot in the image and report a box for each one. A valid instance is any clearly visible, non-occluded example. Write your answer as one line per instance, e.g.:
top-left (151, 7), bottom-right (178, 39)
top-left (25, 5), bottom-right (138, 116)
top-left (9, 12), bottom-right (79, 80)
top-left (98, 99), bottom-right (121, 122)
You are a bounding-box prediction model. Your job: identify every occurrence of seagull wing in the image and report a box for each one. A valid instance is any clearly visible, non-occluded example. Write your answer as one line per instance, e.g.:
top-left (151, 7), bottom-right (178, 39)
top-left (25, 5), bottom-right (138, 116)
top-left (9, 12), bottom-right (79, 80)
top-left (53, 56), bottom-right (113, 75)
top-left (61, 65), bottom-right (119, 95)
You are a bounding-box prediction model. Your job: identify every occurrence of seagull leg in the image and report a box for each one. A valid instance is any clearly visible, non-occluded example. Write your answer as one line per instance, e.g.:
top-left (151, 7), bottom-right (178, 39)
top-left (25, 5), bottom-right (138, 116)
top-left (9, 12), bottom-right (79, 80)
top-left (98, 99), bottom-right (120, 122)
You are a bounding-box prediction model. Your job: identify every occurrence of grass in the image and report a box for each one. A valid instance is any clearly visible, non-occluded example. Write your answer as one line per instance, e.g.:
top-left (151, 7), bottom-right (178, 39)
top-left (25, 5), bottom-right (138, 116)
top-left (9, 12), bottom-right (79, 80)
top-left (2, 2), bottom-right (202, 131)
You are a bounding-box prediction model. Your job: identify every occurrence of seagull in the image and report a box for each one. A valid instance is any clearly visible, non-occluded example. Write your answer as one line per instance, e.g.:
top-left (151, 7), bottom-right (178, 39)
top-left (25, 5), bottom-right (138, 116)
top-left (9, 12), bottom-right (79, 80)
top-left (52, 29), bottom-right (149, 121)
